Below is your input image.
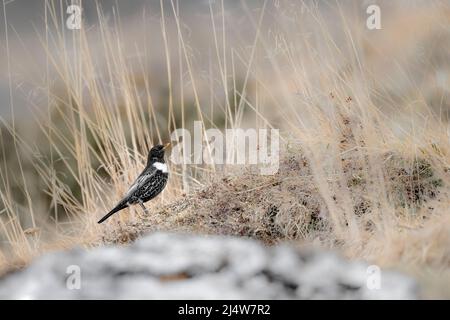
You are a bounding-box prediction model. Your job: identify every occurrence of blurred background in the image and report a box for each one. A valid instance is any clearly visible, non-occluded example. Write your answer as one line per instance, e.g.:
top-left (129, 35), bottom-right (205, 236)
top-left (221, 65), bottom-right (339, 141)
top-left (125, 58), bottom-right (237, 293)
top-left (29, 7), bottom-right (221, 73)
top-left (2, 0), bottom-right (449, 119)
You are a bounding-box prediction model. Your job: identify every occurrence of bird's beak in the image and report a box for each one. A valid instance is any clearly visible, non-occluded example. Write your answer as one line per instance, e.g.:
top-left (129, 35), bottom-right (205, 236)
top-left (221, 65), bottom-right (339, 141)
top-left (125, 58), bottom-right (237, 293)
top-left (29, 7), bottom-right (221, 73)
top-left (163, 142), bottom-right (171, 150)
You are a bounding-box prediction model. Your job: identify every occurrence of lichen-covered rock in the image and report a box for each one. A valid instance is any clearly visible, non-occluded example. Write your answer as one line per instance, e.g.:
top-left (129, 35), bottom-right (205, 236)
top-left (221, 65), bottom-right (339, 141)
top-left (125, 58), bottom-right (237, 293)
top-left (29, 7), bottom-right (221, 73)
top-left (0, 232), bottom-right (417, 299)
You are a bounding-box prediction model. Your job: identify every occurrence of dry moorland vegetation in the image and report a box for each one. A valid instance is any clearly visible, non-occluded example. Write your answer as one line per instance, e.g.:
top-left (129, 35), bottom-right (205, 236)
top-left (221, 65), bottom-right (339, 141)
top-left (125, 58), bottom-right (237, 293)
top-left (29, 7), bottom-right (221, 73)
top-left (0, 1), bottom-right (449, 297)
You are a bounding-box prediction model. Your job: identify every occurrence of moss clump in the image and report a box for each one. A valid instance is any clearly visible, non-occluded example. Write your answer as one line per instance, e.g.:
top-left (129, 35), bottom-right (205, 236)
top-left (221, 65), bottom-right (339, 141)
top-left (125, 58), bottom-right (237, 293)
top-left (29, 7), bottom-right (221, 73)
top-left (102, 145), bottom-right (446, 247)
top-left (387, 156), bottom-right (444, 208)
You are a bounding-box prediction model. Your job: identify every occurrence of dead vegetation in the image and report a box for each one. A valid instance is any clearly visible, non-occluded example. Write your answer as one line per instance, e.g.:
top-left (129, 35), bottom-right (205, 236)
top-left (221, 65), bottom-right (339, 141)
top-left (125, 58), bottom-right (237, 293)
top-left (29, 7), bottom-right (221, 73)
top-left (102, 140), bottom-right (448, 255)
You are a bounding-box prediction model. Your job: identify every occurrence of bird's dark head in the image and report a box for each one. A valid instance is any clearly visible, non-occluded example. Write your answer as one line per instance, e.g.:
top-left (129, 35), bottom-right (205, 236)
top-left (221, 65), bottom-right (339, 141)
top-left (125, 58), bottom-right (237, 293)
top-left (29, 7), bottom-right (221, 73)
top-left (147, 143), bottom-right (170, 164)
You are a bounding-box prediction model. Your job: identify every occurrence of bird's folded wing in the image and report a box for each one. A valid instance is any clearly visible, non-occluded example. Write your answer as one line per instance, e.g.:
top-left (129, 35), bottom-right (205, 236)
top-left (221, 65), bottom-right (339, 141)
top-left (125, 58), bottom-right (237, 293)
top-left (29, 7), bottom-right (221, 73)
top-left (125, 168), bottom-right (156, 197)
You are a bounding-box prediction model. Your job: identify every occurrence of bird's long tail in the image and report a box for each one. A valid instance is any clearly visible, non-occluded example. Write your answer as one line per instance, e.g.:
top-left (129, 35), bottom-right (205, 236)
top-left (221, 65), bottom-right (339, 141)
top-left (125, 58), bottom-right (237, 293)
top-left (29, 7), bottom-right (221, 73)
top-left (97, 199), bottom-right (129, 224)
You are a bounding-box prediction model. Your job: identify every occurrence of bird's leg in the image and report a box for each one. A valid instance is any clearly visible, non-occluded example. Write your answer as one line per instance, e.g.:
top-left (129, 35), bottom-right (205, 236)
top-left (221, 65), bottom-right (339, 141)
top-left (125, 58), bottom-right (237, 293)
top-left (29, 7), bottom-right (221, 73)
top-left (135, 200), bottom-right (148, 220)
top-left (138, 200), bottom-right (148, 213)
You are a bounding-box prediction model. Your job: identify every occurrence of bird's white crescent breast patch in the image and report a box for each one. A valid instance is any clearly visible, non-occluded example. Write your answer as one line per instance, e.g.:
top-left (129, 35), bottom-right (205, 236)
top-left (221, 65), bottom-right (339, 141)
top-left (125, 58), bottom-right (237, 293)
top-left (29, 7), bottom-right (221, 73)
top-left (153, 162), bottom-right (168, 173)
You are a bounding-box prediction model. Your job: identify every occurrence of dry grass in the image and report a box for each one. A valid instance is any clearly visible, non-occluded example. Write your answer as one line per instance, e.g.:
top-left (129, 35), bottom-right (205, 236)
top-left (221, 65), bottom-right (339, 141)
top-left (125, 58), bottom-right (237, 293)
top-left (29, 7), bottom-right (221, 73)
top-left (0, 0), bottom-right (449, 297)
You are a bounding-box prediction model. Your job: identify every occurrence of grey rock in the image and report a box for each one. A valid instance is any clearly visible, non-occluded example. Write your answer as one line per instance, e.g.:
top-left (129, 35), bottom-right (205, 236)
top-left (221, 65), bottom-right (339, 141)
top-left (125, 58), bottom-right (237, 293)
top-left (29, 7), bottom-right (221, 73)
top-left (0, 232), bottom-right (417, 299)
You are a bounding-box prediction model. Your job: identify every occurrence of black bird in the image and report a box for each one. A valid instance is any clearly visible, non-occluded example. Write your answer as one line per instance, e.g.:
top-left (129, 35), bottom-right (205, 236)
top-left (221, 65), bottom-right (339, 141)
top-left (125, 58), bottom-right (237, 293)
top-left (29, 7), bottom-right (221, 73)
top-left (97, 143), bottom-right (170, 224)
